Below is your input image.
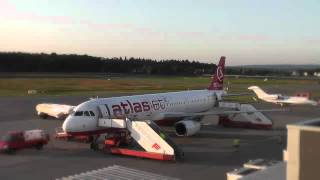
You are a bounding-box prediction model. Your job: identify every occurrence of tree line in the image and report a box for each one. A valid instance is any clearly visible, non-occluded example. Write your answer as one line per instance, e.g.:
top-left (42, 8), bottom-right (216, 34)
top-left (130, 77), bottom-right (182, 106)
top-left (0, 52), bottom-right (214, 75)
top-left (0, 52), bottom-right (319, 76)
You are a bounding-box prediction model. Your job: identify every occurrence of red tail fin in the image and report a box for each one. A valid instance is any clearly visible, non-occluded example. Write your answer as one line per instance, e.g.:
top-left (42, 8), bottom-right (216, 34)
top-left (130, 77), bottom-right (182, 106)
top-left (208, 56), bottom-right (225, 90)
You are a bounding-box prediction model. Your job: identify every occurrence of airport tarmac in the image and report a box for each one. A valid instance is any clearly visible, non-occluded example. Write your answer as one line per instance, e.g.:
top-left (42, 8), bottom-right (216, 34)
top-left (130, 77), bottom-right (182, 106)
top-left (0, 95), bottom-right (320, 180)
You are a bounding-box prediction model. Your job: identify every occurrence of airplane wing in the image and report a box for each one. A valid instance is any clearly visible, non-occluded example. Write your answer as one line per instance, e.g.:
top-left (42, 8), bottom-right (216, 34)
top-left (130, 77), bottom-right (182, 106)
top-left (155, 108), bottom-right (285, 119)
top-left (36, 103), bottom-right (75, 119)
top-left (222, 93), bottom-right (253, 97)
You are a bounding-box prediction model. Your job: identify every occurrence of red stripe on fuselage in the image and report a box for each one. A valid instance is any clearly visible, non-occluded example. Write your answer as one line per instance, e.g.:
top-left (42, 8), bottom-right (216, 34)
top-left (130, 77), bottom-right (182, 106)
top-left (66, 128), bottom-right (127, 136)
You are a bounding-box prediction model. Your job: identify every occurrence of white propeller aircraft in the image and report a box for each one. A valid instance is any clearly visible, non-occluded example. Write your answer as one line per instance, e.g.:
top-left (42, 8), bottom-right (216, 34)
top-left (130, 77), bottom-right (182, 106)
top-left (248, 86), bottom-right (318, 106)
top-left (60, 56), bottom-right (277, 141)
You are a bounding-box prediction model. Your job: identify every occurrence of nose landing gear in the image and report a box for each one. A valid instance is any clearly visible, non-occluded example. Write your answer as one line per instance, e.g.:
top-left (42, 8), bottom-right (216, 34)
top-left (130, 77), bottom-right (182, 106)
top-left (90, 135), bottom-right (100, 151)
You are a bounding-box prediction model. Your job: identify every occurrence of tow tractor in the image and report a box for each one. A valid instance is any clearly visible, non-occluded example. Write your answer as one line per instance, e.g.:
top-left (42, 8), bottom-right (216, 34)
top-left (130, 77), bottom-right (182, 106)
top-left (0, 129), bottom-right (50, 154)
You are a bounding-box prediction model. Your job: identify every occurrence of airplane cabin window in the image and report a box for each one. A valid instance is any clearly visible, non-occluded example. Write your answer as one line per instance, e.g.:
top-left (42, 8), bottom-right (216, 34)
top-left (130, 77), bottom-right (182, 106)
top-left (84, 111), bottom-right (90, 116)
top-left (74, 111), bottom-right (83, 116)
top-left (89, 111), bottom-right (95, 116)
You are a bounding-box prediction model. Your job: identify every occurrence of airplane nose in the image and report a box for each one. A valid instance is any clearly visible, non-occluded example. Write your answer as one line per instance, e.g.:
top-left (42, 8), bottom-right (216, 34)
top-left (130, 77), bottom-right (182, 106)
top-left (62, 116), bottom-right (71, 132)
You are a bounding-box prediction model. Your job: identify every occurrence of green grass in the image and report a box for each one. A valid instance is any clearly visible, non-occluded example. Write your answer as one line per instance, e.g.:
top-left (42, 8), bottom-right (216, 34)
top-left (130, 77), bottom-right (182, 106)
top-left (0, 76), bottom-right (319, 98)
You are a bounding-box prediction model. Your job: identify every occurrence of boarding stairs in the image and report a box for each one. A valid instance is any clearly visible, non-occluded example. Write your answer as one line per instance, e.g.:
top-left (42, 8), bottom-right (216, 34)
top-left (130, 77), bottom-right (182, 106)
top-left (145, 120), bottom-right (184, 160)
top-left (98, 118), bottom-right (182, 160)
top-left (218, 102), bottom-right (273, 129)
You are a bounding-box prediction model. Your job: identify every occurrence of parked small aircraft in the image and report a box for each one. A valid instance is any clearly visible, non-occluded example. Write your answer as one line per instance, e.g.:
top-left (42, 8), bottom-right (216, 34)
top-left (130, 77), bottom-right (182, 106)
top-left (248, 86), bottom-right (318, 106)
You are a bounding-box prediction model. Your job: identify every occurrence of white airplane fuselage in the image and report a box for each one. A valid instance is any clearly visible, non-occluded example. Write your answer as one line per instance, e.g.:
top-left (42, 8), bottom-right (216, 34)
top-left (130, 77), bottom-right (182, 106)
top-left (62, 89), bottom-right (225, 135)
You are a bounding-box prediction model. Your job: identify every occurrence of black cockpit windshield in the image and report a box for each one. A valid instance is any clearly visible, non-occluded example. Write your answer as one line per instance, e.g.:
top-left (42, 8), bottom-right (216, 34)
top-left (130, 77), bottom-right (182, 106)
top-left (73, 111), bottom-right (95, 117)
top-left (74, 111), bottom-right (83, 116)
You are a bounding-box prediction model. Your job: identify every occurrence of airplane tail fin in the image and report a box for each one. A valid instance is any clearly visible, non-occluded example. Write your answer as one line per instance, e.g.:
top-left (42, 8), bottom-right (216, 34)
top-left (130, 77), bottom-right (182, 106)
top-left (208, 56), bottom-right (225, 90)
top-left (248, 86), bottom-right (269, 99)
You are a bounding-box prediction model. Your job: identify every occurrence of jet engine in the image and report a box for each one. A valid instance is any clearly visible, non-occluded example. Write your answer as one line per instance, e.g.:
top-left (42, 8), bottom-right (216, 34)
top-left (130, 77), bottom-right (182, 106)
top-left (175, 120), bottom-right (201, 136)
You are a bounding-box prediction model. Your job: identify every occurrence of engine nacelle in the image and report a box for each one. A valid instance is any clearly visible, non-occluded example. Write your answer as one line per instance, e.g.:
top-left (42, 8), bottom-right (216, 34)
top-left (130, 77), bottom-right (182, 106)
top-left (175, 120), bottom-right (201, 136)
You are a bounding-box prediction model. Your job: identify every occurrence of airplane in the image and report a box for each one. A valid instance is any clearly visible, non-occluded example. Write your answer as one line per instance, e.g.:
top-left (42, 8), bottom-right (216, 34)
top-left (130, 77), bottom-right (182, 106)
top-left (61, 56), bottom-right (280, 150)
top-left (36, 103), bottom-right (75, 119)
top-left (248, 86), bottom-right (318, 106)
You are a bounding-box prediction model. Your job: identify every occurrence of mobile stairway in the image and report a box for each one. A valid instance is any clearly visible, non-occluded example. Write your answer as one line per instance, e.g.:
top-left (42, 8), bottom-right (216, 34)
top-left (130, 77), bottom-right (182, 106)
top-left (218, 102), bottom-right (273, 129)
top-left (98, 118), bottom-right (183, 161)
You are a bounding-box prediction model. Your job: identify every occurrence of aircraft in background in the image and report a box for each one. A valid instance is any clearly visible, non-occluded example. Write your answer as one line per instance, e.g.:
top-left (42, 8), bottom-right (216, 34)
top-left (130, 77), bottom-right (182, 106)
top-left (36, 103), bottom-right (75, 119)
top-left (248, 86), bottom-right (318, 106)
top-left (60, 57), bottom-right (277, 143)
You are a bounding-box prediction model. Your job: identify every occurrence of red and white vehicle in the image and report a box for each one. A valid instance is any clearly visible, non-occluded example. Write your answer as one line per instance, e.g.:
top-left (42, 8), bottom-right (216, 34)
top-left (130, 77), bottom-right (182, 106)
top-left (0, 129), bottom-right (50, 154)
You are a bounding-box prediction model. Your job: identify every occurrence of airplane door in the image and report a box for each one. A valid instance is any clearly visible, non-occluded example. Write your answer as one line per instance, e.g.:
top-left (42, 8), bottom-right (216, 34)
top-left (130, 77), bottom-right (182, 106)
top-left (212, 93), bottom-right (219, 107)
top-left (98, 104), bottom-right (110, 118)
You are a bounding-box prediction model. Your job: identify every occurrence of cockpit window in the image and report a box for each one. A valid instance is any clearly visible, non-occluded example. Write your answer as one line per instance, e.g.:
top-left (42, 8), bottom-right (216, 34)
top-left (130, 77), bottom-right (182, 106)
top-left (89, 111), bottom-right (95, 116)
top-left (74, 111), bottom-right (83, 116)
top-left (84, 111), bottom-right (90, 116)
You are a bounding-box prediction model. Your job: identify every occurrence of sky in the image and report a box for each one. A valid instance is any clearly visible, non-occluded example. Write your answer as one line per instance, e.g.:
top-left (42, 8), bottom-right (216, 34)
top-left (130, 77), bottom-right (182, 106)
top-left (0, 0), bottom-right (319, 65)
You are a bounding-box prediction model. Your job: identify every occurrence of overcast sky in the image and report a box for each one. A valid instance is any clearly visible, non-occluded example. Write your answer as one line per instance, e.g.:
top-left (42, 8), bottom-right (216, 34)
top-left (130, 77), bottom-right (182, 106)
top-left (0, 0), bottom-right (319, 65)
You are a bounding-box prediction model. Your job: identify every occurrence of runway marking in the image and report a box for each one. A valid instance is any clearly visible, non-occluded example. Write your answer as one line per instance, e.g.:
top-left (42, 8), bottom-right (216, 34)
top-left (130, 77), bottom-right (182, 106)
top-left (56, 165), bottom-right (179, 180)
